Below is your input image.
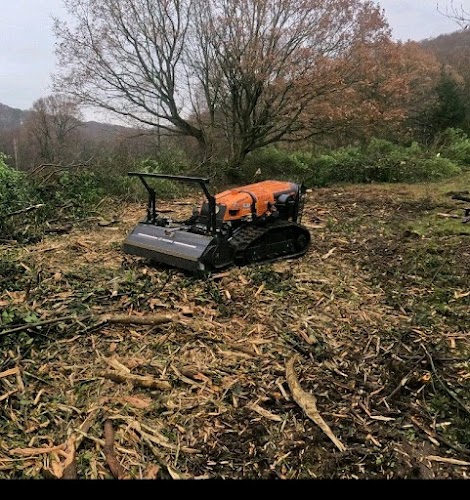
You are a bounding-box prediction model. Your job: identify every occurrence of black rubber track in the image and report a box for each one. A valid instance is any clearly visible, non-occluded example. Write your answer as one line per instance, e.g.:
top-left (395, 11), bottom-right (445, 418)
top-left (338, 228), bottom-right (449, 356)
top-left (228, 220), bottom-right (311, 267)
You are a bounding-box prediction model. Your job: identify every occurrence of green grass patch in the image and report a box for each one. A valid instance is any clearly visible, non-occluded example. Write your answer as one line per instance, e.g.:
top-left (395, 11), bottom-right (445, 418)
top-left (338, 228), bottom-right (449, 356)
top-left (409, 215), bottom-right (470, 237)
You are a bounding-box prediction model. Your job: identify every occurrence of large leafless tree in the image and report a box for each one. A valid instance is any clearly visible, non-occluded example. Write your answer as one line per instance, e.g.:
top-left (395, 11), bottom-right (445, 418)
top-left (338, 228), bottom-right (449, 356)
top-left (53, 0), bottom-right (390, 168)
top-left (25, 94), bottom-right (83, 163)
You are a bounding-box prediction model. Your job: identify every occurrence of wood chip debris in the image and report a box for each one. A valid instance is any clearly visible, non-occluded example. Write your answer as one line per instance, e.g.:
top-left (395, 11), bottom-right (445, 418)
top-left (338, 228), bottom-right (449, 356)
top-left (1, 187), bottom-right (469, 479)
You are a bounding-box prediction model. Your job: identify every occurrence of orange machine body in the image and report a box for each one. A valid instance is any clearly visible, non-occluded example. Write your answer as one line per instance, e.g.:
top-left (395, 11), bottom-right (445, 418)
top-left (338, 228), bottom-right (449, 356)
top-left (213, 180), bottom-right (298, 222)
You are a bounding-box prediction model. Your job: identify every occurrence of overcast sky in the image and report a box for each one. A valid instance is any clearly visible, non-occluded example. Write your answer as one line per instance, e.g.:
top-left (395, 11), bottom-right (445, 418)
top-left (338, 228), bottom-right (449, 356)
top-left (1, 0), bottom-right (469, 111)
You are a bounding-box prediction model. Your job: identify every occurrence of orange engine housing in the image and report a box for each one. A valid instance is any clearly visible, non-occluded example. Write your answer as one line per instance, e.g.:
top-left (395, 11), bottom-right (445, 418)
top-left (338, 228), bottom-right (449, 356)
top-left (214, 180), bottom-right (298, 222)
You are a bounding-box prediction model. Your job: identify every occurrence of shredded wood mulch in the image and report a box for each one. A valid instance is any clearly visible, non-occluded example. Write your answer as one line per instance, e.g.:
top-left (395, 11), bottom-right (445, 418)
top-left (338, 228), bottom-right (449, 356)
top-left (0, 183), bottom-right (469, 479)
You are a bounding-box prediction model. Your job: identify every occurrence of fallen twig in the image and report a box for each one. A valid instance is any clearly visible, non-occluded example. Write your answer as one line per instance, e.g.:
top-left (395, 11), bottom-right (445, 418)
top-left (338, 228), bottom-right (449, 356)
top-left (0, 312), bottom-right (178, 337)
top-left (10, 444), bottom-right (67, 457)
top-left (128, 420), bottom-right (199, 454)
top-left (97, 219), bottom-right (121, 227)
top-left (44, 223), bottom-right (73, 235)
top-left (97, 371), bottom-right (172, 390)
top-left (383, 354), bottom-right (427, 402)
top-left (411, 408), bottom-right (470, 458)
top-left (103, 420), bottom-right (127, 479)
top-left (452, 194), bottom-right (470, 203)
top-left (421, 344), bottom-right (470, 417)
top-left (74, 407), bottom-right (102, 449)
top-left (286, 355), bottom-right (346, 452)
top-left (247, 402), bottom-right (283, 422)
top-left (61, 408), bottom-right (102, 479)
top-left (58, 437), bottom-right (77, 480)
top-left (0, 315), bottom-right (93, 337)
top-left (99, 313), bottom-right (176, 326)
top-left (0, 367), bottom-right (19, 379)
top-left (437, 213), bottom-right (460, 219)
top-left (9, 408), bottom-right (102, 479)
top-left (0, 390), bottom-right (17, 402)
top-left (426, 455), bottom-right (470, 466)
top-left (5, 204), bottom-right (45, 218)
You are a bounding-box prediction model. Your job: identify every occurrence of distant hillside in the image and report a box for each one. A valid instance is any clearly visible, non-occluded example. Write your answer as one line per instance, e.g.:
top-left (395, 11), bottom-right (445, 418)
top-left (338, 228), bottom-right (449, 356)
top-left (0, 102), bottom-right (139, 139)
top-left (420, 29), bottom-right (470, 63)
top-left (78, 120), bottom-right (140, 141)
top-left (419, 29), bottom-right (470, 119)
top-left (0, 103), bottom-right (28, 130)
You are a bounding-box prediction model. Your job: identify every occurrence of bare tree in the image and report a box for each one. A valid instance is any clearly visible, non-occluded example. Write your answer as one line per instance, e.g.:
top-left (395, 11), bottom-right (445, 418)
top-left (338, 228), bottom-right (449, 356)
top-left (53, 0), bottom-right (390, 168)
top-left (25, 94), bottom-right (83, 163)
top-left (438, 1), bottom-right (470, 29)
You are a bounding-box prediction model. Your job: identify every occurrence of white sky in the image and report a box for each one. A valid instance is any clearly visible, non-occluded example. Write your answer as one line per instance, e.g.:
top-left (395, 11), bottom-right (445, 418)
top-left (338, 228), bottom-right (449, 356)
top-left (0, 0), bottom-right (469, 112)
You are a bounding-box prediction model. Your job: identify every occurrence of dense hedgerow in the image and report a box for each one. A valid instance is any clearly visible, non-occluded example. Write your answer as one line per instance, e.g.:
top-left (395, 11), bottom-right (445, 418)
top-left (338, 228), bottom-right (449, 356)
top-left (240, 135), bottom-right (463, 187)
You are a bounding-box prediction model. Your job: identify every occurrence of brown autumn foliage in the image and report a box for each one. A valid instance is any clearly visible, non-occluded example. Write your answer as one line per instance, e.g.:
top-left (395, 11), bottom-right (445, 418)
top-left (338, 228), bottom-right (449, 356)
top-left (298, 41), bottom-right (444, 147)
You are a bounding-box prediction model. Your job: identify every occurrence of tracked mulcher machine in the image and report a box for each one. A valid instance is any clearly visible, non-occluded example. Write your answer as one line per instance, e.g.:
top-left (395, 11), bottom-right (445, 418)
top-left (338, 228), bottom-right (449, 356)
top-left (122, 173), bottom-right (311, 275)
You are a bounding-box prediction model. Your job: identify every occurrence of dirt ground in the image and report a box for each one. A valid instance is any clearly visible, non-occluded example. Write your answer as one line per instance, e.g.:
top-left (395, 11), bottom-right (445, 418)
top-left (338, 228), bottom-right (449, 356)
top-left (0, 176), bottom-right (469, 480)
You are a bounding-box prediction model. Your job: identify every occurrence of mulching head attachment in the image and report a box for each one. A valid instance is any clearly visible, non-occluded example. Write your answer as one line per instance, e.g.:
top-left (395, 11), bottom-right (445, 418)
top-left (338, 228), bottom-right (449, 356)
top-left (122, 173), bottom-right (232, 274)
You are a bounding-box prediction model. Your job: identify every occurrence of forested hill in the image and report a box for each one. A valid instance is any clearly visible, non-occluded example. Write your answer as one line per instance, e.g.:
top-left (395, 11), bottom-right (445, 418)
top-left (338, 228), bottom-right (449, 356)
top-left (420, 28), bottom-right (470, 60)
top-left (0, 102), bottom-right (133, 140)
top-left (0, 103), bottom-right (27, 130)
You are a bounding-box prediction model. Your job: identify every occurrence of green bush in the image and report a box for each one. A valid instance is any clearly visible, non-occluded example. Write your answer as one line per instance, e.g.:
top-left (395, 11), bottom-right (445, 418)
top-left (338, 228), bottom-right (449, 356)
top-left (412, 156), bottom-right (462, 180)
top-left (236, 136), bottom-right (463, 187)
top-left (240, 147), bottom-right (302, 181)
top-left (129, 158), bottom-right (191, 199)
top-left (80, 146), bottom-right (193, 202)
top-left (365, 137), bottom-right (399, 157)
top-left (149, 148), bottom-right (191, 175)
top-left (302, 139), bottom-right (462, 187)
top-left (0, 154), bottom-right (33, 235)
top-left (435, 128), bottom-right (470, 166)
top-left (0, 154), bottom-right (28, 211)
top-left (59, 170), bottom-right (105, 206)
top-left (31, 169), bottom-right (106, 219)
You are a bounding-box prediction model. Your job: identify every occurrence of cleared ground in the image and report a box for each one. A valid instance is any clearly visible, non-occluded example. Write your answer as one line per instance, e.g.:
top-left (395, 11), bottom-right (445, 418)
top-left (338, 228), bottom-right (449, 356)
top-left (0, 174), bottom-right (469, 479)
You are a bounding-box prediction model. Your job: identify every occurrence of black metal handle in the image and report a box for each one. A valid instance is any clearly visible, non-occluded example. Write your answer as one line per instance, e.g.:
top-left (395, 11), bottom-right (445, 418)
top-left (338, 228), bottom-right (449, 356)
top-left (127, 172), bottom-right (211, 183)
top-left (127, 172), bottom-right (217, 235)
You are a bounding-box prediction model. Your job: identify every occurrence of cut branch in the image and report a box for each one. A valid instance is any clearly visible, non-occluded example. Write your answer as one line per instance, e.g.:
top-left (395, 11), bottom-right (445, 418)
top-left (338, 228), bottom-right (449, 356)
top-left (421, 344), bottom-right (470, 417)
top-left (0, 312), bottom-right (178, 337)
top-left (452, 194), bottom-right (470, 203)
top-left (286, 355), bottom-right (346, 452)
top-left (99, 313), bottom-right (176, 326)
top-left (97, 371), bottom-right (172, 391)
top-left (5, 204), bottom-right (45, 218)
top-left (103, 420), bottom-right (127, 479)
